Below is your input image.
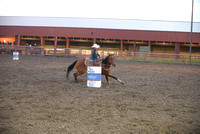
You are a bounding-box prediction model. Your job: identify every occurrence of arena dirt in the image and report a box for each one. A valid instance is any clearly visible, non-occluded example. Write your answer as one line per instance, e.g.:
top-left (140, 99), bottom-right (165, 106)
top-left (0, 55), bottom-right (200, 133)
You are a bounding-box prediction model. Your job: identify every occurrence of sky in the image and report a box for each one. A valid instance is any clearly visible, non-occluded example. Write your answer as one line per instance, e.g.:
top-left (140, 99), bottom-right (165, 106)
top-left (0, 0), bottom-right (199, 22)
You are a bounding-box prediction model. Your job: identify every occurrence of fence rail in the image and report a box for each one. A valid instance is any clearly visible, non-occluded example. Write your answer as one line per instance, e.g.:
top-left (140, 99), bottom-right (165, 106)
top-left (1, 44), bottom-right (200, 65)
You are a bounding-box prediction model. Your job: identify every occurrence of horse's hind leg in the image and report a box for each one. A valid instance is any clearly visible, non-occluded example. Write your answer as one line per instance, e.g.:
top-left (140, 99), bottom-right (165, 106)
top-left (73, 71), bottom-right (85, 82)
top-left (73, 73), bottom-right (77, 82)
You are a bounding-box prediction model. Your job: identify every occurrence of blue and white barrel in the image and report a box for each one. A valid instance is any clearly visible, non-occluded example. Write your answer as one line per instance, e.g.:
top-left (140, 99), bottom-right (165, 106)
top-left (87, 66), bottom-right (102, 88)
top-left (13, 52), bottom-right (19, 60)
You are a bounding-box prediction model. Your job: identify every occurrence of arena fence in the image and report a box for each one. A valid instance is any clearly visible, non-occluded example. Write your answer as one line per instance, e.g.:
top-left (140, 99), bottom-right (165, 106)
top-left (0, 44), bottom-right (200, 65)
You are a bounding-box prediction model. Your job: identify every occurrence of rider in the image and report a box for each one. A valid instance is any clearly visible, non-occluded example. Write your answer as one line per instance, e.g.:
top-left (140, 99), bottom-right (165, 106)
top-left (90, 44), bottom-right (100, 66)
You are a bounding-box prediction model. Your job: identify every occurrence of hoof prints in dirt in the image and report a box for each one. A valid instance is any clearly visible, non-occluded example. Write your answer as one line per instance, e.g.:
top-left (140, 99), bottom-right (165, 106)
top-left (0, 55), bottom-right (200, 133)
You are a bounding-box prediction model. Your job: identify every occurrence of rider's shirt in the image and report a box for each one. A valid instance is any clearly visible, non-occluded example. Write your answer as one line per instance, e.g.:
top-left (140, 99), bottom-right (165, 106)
top-left (90, 48), bottom-right (100, 60)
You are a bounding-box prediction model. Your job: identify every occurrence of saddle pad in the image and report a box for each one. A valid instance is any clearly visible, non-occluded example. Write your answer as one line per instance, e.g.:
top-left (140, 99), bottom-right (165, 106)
top-left (85, 58), bottom-right (101, 66)
top-left (85, 58), bottom-right (93, 66)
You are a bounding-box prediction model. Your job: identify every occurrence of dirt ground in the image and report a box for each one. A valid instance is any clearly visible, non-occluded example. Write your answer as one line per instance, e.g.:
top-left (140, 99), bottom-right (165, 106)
top-left (0, 55), bottom-right (200, 134)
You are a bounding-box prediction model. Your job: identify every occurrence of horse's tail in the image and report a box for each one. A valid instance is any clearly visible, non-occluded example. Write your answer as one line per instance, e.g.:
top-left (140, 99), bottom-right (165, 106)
top-left (66, 60), bottom-right (77, 80)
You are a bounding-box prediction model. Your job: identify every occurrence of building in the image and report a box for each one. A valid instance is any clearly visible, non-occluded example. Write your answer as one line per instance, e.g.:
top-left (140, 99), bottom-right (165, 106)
top-left (0, 16), bottom-right (200, 55)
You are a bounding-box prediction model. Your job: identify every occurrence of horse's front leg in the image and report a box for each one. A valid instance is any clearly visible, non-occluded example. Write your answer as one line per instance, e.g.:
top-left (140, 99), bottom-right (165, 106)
top-left (107, 73), bottom-right (124, 85)
top-left (105, 75), bottom-right (111, 84)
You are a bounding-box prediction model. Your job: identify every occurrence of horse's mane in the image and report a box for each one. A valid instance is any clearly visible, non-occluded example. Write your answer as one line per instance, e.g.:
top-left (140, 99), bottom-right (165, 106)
top-left (102, 55), bottom-right (110, 65)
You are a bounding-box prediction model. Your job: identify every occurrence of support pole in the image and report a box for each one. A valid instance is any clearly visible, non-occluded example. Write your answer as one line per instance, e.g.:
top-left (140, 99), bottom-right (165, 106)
top-left (189, 0), bottom-right (194, 64)
top-left (93, 38), bottom-right (96, 45)
top-left (54, 36), bottom-right (57, 56)
top-left (15, 35), bottom-right (20, 51)
top-left (120, 40), bottom-right (123, 51)
top-left (40, 36), bottom-right (45, 55)
top-left (40, 36), bottom-right (45, 47)
top-left (148, 41), bottom-right (151, 53)
top-left (175, 42), bottom-right (180, 59)
top-left (15, 35), bottom-right (20, 46)
top-left (133, 41), bottom-right (136, 56)
top-left (66, 37), bottom-right (69, 48)
top-left (175, 43), bottom-right (180, 54)
top-left (65, 37), bottom-right (70, 56)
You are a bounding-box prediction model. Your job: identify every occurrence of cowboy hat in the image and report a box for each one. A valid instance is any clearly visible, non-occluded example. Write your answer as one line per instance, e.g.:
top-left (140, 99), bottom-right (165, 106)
top-left (91, 44), bottom-right (100, 48)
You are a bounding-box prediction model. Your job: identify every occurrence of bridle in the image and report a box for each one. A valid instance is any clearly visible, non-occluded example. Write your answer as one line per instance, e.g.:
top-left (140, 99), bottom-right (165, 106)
top-left (101, 55), bottom-right (115, 71)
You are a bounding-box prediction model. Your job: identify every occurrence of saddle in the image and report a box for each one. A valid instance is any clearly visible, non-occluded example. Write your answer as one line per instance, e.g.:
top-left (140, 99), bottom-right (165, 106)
top-left (85, 58), bottom-right (101, 66)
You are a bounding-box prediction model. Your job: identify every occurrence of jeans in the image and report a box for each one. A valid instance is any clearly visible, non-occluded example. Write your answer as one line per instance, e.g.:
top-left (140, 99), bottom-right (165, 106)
top-left (93, 59), bottom-right (97, 66)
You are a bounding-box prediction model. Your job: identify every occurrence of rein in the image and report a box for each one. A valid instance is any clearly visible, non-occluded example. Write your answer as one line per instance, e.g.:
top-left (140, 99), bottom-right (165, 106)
top-left (85, 55), bottom-right (113, 71)
top-left (101, 56), bottom-right (112, 71)
top-left (101, 63), bottom-right (111, 67)
top-left (101, 63), bottom-right (111, 71)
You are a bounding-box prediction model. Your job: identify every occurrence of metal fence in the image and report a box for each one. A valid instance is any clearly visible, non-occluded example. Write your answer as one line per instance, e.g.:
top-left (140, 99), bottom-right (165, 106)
top-left (1, 44), bottom-right (200, 65)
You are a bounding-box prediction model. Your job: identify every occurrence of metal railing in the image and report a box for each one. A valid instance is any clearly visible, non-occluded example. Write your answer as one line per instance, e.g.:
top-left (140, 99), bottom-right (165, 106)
top-left (1, 44), bottom-right (200, 65)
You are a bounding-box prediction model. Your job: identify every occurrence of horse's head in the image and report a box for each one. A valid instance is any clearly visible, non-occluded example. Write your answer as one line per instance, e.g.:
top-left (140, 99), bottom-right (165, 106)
top-left (108, 54), bottom-right (116, 67)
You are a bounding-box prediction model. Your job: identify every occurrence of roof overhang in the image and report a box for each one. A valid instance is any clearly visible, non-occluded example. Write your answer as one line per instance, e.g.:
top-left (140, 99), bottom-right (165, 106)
top-left (0, 16), bottom-right (199, 43)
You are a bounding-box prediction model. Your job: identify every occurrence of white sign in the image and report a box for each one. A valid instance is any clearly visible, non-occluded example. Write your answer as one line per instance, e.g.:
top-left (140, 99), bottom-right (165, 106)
top-left (87, 80), bottom-right (101, 88)
top-left (13, 52), bottom-right (19, 60)
top-left (87, 66), bottom-right (101, 74)
top-left (87, 66), bottom-right (102, 88)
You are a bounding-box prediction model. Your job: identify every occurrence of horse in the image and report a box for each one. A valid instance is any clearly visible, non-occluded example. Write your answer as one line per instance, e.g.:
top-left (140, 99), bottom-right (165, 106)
top-left (66, 54), bottom-right (124, 85)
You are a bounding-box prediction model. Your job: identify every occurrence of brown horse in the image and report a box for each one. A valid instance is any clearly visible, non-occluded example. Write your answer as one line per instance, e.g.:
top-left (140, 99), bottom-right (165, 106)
top-left (66, 54), bottom-right (124, 85)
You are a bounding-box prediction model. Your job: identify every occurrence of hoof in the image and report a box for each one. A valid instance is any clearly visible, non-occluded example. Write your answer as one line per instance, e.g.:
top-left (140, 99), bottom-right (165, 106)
top-left (107, 81), bottom-right (111, 84)
top-left (118, 79), bottom-right (124, 85)
top-left (120, 81), bottom-right (125, 85)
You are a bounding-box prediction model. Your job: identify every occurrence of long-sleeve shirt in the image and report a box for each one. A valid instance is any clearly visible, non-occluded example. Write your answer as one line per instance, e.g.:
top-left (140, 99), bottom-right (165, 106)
top-left (90, 49), bottom-right (100, 60)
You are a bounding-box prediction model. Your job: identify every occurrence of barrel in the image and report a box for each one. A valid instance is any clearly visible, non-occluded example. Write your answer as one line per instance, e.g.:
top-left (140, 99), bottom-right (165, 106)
top-left (87, 66), bottom-right (102, 88)
top-left (13, 52), bottom-right (19, 60)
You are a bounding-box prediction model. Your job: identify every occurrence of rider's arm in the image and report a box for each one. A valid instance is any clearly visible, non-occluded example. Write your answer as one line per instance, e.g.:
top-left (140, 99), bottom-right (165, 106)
top-left (97, 52), bottom-right (100, 59)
